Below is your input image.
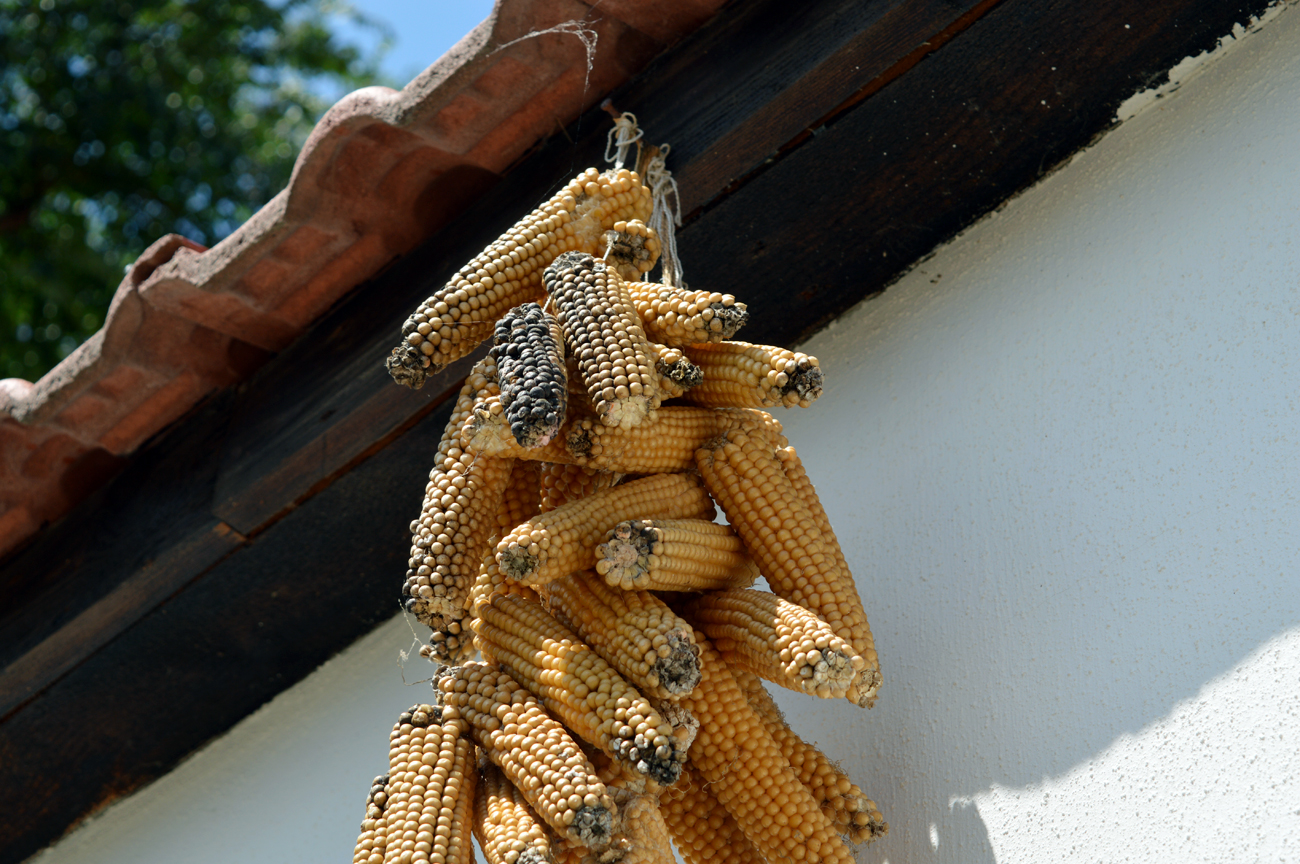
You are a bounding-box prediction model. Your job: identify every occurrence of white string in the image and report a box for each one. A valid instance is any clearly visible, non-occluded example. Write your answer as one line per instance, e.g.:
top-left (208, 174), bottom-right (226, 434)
top-left (493, 21), bottom-right (599, 93)
top-left (644, 143), bottom-right (684, 288)
top-left (604, 111), bottom-right (643, 170)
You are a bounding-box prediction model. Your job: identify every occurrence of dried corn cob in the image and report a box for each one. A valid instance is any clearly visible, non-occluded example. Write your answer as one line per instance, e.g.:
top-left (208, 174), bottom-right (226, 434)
top-left (626, 282), bottom-right (749, 346)
top-left (595, 519), bottom-right (758, 592)
top-left (545, 572), bottom-right (701, 700)
top-left (683, 341), bottom-right (823, 409)
top-left (733, 669), bottom-right (887, 843)
top-left (474, 756), bottom-right (561, 864)
top-left (388, 168), bottom-right (653, 387)
top-left (495, 473), bottom-right (715, 587)
top-left (660, 763), bottom-right (766, 864)
top-left (676, 630), bottom-right (854, 864)
top-left (649, 344), bottom-right (702, 400)
top-left (372, 704), bottom-right (477, 864)
top-left (466, 552), bottom-right (541, 620)
top-left (406, 359), bottom-right (516, 662)
top-left (491, 303), bottom-right (569, 448)
top-left (494, 460), bottom-right (543, 542)
top-left (435, 662), bottom-right (618, 850)
top-left (462, 394), bottom-right (579, 463)
top-left (565, 406), bottom-right (781, 475)
top-left (544, 251), bottom-right (659, 429)
top-left (352, 773), bottom-right (391, 864)
top-left (602, 219), bottom-right (661, 282)
top-left (538, 463), bottom-right (621, 513)
top-left (471, 592), bottom-right (686, 785)
top-left (696, 429), bottom-right (881, 707)
top-left (775, 444), bottom-right (882, 706)
top-left (686, 589), bottom-right (863, 699)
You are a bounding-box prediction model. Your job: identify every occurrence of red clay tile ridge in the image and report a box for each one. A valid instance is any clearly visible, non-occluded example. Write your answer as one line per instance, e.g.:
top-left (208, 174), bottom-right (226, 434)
top-left (0, 0), bottom-right (726, 561)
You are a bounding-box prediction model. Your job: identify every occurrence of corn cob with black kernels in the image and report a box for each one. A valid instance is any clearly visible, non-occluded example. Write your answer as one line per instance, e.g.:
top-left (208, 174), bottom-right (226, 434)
top-left (474, 755), bottom-right (561, 864)
top-left (544, 252), bottom-right (659, 429)
top-left (594, 519), bottom-right (758, 592)
top-left (365, 704), bottom-right (477, 864)
top-left (733, 668), bottom-right (888, 843)
top-left (648, 343), bottom-right (702, 400)
top-left (387, 168), bottom-right (653, 388)
top-left (544, 571), bottom-right (702, 700)
top-left (352, 774), bottom-right (391, 864)
top-left (686, 588), bottom-right (864, 699)
top-left (683, 341), bottom-right (824, 409)
top-left (675, 630), bottom-right (855, 864)
top-left (491, 303), bottom-right (569, 448)
top-left (435, 662), bottom-right (618, 850)
top-left (494, 473), bottom-right (715, 587)
top-left (625, 283), bottom-right (748, 346)
top-left (659, 764), bottom-right (766, 864)
top-left (695, 429), bottom-right (881, 707)
top-left (471, 592), bottom-right (686, 786)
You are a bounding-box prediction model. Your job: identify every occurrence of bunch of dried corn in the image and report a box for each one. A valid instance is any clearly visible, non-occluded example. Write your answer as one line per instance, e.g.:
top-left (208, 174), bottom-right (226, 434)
top-left (358, 150), bottom-right (891, 864)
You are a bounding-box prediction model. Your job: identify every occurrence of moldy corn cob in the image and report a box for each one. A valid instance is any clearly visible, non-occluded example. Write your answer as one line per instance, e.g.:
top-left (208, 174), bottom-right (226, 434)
top-left (471, 592), bottom-right (687, 785)
top-left (544, 251), bottom-right (659, 429)
top-left (683, 341), bottom-right (824, 409)
top-left (594, 518), bottom-right (758, 592)
top-left (388, 168), bottom-right (652, 388)
top-left (544, 572), bottom-right (702, 700)
top-left (626, 282), bottom-right (749, 346)
top-left (435, 662), bottom-right (618, 850)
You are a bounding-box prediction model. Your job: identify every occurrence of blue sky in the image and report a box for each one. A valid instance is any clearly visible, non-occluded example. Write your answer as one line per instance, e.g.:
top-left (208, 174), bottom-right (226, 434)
top-left (329, 0), bottom-right (497, 89)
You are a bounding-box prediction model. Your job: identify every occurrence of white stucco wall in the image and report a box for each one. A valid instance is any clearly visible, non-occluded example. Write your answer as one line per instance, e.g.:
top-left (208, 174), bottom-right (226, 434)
top-left (30, 4), bottom-right (1300, 863)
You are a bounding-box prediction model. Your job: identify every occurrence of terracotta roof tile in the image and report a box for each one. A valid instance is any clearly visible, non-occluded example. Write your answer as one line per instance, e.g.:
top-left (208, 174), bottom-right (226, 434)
top-left (0, 0), bottom-right (726, 561)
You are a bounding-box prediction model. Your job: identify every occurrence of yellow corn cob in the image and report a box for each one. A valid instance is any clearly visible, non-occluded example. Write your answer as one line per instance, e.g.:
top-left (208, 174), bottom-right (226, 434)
top-left (471, 592), bottom-right (686, 786)
top-left (675, 630), bottom-right (854, 864)
top-left (462, 394), bottom-right (579, 463)
top-left (695, 429), bottom-right (881, 707)
top-left (494, 460), bottom-right (543, 543)
top-left (648, 343), bottom-right (702, 400)
top-left (659, 763), bottom-right (766, 864)
top-left (733, 669), bottom-right (888, 843)
top-left (683, 341), bottom-right (824, 409)
top-left (544, 251), bottom-right (659, 429)
top-left (352, 773), bottom-right (391, 864)
top-left (775, 444), bottom-right (882, 706)
top-left (466, 552), bottom-right (542, 621)
top-left (686, 589), bottom-right (863, 699)
top-left (388, 168), bottom-right (653, 388)
top-left (594, 519), bottom-right (758, 592)
top-left (565, 406), bottom-right (782, 475)
top-left (435, 662), bottom-right (618, 850)
top-left (602, 218), bottom-right (661, 282)
top-left (473, 755), bottom-right (561, 864)
top-left (371, 704), bottom-right (477, 864)
top-left (406, 359), bottom-right (516, 663)
top-left (494, 473), bottom-right (715, 587)
top-left (625, 282), bottom-right (749, 346)
top-left (544, 571), bottom-right (702, 700)
top-left (538, 463), bottom-right (622, 513)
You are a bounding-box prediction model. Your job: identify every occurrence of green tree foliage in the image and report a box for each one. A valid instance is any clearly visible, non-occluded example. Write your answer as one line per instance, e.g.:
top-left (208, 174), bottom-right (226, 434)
top-left (0, 0), bottom-right (386, 380)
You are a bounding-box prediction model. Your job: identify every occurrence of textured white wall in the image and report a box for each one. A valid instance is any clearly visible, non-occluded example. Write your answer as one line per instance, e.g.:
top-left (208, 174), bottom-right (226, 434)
top-left (30, 4), bottom-right (1300, 863)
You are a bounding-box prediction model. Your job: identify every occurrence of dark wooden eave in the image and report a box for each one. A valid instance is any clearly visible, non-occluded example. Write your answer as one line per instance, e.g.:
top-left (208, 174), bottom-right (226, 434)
top-left (0, 0), bottom-right (1276, 859)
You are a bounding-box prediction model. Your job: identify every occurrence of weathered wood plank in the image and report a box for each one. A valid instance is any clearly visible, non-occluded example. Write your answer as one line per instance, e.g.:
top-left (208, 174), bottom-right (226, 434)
top-left (0, 391), bottom-right (450, 864)
top-left (0, 520), bottom-right (243, 719)
top-left (673, 0), bottom-right (1276, 350)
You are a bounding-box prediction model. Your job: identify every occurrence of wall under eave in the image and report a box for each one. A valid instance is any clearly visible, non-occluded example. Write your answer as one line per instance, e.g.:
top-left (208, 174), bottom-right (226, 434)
top-left (28, 5), bottom-right (1300, 864)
